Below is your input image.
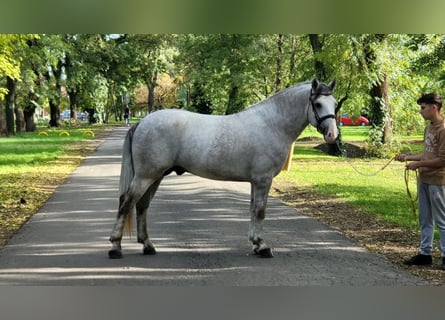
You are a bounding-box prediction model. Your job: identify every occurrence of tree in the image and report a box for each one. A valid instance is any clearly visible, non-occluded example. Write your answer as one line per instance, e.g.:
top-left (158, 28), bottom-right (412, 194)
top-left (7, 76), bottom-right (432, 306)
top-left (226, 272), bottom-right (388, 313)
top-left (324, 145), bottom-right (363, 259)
top-left (56, 34), bottom-right (136, 124)
top-left (20, 36), bottom-right (45, 132)
top-left (30, 34), bottom-right (69, 128)
top-left (0, 34), bottom-right (35, 135)
top-left (125, 34), bottom-right (170, 113)
top-left (63, 34), bottom-right (114, 123)
top-left (47, 57), bottom-right (64, 128)
top-left (361, 34), bottom-right (391, 144)
top-left (350, 34), bottom-right (433, 152)
top-left (178, 34), bottom-right (281, 115)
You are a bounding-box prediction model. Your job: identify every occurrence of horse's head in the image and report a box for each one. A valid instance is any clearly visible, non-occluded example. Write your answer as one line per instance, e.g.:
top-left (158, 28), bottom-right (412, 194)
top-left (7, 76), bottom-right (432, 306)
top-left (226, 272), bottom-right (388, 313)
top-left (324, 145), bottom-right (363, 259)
top-left (308, 78), bottom-right (338, 144)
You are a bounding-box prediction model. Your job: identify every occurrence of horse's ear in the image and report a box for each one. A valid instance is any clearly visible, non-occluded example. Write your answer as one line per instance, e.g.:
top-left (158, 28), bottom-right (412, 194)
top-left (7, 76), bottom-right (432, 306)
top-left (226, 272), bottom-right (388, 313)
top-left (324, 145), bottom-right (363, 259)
top-left (311, 78), bottom-right (320, 93)
top-left (328, 78), bottom-right (336, 91)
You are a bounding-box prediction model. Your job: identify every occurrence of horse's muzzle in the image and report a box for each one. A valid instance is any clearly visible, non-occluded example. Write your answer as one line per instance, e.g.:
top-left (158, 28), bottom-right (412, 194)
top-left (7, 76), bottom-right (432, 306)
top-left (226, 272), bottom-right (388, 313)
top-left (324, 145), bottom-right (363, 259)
top-left (322, 120), bottom-right (338, 144)
top-left (324, 131), bottom-right (338, 144)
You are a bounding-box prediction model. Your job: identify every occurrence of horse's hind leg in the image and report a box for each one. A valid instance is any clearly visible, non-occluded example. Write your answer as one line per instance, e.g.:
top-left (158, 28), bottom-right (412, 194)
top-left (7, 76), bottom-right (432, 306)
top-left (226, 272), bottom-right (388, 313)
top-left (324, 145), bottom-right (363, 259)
top-left (136, 178), bottom-right (162, 255)
top-left (248, 177), bottom-right (274, 258)
top-left (109, 176), bottom-right (156, 259)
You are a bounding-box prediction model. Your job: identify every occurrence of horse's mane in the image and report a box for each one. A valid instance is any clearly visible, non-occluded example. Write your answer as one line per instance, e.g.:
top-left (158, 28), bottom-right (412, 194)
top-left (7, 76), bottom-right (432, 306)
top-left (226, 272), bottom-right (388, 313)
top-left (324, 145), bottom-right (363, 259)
top-left (264, 81), bottom-right (310, 101)
top-left (240, 81), bottom-right (311, 114)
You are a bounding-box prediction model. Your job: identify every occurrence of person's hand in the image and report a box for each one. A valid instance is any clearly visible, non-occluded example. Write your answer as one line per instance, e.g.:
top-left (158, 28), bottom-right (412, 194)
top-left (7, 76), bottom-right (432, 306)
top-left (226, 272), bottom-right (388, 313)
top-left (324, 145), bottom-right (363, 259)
top-left (395, 154), bottom-right (407, 162)
top-left (405, 161), bottom-right (419, 171)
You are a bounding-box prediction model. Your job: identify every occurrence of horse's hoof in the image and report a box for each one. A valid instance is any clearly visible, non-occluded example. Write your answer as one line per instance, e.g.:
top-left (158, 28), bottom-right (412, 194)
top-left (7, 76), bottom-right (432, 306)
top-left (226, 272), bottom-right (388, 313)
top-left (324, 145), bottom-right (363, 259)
top-left (258, 247), bottom-right (274, 258)
top-left (108, 249), bottom-right (123, 259)
top-left (143, 246), bottom-right (156, 255)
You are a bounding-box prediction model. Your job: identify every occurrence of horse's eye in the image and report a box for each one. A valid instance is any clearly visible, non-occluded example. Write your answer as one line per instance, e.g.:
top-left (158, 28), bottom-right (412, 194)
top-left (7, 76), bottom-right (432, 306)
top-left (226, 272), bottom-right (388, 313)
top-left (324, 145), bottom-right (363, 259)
top-left (315, 102), bottom-right (322, 109)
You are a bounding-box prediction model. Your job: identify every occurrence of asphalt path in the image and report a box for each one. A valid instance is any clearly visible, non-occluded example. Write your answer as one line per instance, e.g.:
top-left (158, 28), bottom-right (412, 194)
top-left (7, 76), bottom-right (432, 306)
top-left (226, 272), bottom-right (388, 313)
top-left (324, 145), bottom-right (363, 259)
top-left (0, 127), bottom-right (427, 285)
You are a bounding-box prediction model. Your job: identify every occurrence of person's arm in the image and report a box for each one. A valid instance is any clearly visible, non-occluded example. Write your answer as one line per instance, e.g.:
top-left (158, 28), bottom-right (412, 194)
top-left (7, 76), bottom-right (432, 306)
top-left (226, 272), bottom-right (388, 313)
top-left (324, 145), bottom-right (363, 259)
top-left (405, 130), bottom-right (445, 170)
top-left (395, 153), bottom-right (422, 162)
top-left (395, 153), bottom-right (423, 171)
top-left (405, 157), bottom-right (445, 170)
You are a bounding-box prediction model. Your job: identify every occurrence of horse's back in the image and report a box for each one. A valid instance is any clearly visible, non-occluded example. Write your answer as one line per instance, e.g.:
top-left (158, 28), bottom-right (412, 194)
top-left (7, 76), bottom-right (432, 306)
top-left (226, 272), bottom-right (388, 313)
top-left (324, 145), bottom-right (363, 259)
top-left (137, 109), bottom-right (222, 145)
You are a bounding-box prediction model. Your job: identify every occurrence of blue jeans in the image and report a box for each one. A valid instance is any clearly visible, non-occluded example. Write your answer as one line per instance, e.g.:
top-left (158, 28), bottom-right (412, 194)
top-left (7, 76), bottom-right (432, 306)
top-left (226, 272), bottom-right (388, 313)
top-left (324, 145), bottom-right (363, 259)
top-left (418, 181), bottom-right (445, 256)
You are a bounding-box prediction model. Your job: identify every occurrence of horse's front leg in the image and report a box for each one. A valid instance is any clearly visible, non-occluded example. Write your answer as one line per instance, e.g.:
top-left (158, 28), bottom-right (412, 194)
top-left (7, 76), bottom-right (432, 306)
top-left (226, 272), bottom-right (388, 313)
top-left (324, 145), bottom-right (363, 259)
top-left (248, 177), bottom-right (274, 258)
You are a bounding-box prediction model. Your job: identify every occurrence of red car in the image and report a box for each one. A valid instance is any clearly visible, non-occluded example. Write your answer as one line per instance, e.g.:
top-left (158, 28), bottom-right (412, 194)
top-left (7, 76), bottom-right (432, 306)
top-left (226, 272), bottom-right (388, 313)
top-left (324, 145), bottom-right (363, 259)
top-left (338, 114), bottom-right (370, 126)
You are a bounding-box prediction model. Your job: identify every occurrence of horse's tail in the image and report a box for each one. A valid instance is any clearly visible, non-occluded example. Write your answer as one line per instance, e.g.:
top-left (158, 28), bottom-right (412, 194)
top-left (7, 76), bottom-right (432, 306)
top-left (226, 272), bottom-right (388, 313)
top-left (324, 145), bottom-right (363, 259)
top-left (120, 122), bottom-right (139, 237)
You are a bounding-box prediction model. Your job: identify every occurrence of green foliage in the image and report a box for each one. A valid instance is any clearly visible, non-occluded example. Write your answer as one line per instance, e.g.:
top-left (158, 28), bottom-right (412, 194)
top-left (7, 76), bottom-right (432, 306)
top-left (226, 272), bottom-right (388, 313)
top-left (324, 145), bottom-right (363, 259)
top-left (277, 127), bottom-right (421, 230)
top-left (1, 34), bottom-right (445, 144)
top-left (0, 35), bottom-right (34, 79)
top-left (176, 34), bottom-right (259, 114)
top-left (174, 33), bottom-right (443, 147)
top-left (364, 126), bottom-right (401, 158)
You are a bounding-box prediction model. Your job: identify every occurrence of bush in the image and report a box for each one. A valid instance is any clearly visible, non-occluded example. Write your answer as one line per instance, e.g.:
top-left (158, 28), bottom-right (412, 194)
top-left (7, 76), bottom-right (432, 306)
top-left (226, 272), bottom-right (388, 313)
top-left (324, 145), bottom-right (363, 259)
top-left (364, 126), bottom-right (400, 158)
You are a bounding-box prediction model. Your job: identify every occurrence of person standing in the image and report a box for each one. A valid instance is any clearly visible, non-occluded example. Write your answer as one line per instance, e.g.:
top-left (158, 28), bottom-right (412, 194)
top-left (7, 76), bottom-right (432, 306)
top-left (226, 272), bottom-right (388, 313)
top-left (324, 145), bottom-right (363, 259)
top-left (396, 93), bottom-right (445, 270)
top-left (124, 106), bottom-right (130, 127)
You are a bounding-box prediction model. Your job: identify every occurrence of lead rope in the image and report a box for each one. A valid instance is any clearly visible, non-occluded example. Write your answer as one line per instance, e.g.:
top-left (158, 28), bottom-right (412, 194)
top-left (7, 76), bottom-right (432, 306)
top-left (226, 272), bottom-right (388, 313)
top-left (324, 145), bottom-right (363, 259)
top-left (337, 140), bottom-right (395, 177)
top-left (404, 164), bottom-right (418, 218)
top-left (337, 140), bottom-right (418, 218)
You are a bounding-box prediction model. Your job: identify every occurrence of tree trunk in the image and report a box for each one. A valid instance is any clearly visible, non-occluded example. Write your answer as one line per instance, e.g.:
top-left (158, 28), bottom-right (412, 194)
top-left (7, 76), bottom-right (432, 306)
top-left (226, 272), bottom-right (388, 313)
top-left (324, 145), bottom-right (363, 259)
top-left (86, 108), bottom-right (97, 124)
top-left (288, 35), bottom-right (297, 87)
top-left (106, 90), bottom-right (114, 123)
top-left (48, 63), bottom-right (63, 128)
top-left (68, 89), bottom-right (77, 120)
top-left (148, 85), bottom-right (155, 113)
top-left (308, 34), bottom-right (326, 81)
top-left (370, 73), bottom-right (391, 144)
top-left (5, 76), bottom-right (16, 135)
top-left (116, 95), bottom-right (123, 122)
top-left (49, 80), bottom-right (61, 128)
top-left (114, 99), bottom-right (119, 122)
top-left (49, 100), bottom-right (61, 127)
top-left (275, 34), bottom-right (283, 93)
top-left (49, 83), bottom-right (61, 128)
top-left (147, 71), bottom-right (158, 113)
top-left (226, 85), bottom-right (243, 115)
top-left (24, 106), bottom-right (36, 132)
top-left (14, 106), bottom-right (25, 133)
top-left (0, 100), bottom-right (7, 136)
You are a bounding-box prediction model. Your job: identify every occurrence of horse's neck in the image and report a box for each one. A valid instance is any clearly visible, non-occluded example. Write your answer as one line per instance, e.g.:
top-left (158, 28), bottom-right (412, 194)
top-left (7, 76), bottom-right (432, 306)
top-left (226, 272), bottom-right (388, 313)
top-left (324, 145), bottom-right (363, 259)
top-left (255, 86), bottom-right (310, 143)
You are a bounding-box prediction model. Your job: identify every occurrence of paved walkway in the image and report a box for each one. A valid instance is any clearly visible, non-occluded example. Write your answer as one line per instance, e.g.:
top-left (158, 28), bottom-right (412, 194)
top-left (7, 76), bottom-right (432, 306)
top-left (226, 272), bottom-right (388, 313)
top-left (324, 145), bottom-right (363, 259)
top-left (0, 127), bottom-right (427, 285)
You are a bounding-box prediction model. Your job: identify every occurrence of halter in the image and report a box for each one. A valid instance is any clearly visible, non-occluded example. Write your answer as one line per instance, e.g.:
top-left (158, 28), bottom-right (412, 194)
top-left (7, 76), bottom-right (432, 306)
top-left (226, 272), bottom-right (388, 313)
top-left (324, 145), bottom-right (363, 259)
top-left (309, 91), bottom-right (336, 134)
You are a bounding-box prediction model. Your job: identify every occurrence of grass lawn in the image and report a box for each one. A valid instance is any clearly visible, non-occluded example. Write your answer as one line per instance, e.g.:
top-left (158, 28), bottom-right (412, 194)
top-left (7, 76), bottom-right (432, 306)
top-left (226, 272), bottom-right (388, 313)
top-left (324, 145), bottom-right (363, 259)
top-left (0, 125), bottom-right (113, 246)
top-left (275, 125), bottom-right (425, 231)
top-left (300, 125), bottom-right (372, 141)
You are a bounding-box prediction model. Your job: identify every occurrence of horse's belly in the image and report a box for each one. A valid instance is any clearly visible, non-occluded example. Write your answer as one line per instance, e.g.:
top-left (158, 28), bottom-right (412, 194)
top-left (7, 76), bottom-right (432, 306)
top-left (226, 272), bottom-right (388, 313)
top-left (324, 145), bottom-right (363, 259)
top-left (178, 148), bottom-right (249, 181)
top-left (186, 166), bottom-right (250, 182)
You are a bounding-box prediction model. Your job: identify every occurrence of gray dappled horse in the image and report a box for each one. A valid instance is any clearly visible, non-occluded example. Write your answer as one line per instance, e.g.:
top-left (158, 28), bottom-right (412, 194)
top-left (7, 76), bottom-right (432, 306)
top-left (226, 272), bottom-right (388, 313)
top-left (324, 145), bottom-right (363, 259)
top-left (109, 79), bottom-right (338, 259)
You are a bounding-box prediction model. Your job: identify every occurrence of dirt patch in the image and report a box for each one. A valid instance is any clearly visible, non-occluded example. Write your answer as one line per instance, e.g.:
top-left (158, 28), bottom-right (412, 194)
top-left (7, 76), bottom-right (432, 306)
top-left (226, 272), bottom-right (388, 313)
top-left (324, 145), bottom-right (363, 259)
top-left (316, 142), bottom-right (367, 158)
top-left (272, 179), bottom-right (445, 285)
